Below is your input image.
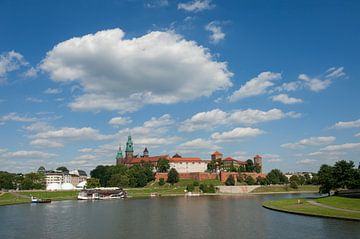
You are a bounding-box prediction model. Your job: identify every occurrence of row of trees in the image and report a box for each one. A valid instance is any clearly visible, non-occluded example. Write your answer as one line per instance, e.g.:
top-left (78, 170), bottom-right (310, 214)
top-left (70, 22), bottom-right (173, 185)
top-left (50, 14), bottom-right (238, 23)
top-left (318, 160), bottom-right (360, 195)
top-left (0, 171), bottom-right (46, 190)
top-left (90, 163), bottom-right (155, 188)
top-left (207, 159), bottom-right (261, 173)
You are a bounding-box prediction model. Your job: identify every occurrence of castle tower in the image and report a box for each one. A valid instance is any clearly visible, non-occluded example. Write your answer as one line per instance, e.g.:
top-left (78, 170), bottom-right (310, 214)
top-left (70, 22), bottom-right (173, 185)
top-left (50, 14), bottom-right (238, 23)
top-left (116, 145), bottom-right (124, 165)
top-left (254, 155), bottom-right (262, 172)
top-left (143, 147), bottom-right (149, 157)
top-left (125, 135), bottom-right (134, 159)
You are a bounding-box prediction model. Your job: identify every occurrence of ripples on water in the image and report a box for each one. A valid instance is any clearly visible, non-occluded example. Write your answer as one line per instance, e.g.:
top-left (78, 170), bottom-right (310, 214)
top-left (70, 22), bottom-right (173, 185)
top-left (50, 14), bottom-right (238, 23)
top-left (0, 193), bottom-right (359, 239)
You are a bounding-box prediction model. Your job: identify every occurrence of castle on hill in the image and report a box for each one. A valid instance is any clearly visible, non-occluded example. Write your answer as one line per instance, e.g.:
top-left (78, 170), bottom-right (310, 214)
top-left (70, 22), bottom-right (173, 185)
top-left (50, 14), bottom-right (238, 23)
top-left (115, 135), bottom-right (262, 174)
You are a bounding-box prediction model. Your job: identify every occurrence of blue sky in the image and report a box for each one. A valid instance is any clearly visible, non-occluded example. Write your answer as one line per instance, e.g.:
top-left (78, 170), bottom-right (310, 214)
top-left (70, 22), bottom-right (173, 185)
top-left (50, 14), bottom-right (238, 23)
top-left (0, 0), bottom-right (359, 173)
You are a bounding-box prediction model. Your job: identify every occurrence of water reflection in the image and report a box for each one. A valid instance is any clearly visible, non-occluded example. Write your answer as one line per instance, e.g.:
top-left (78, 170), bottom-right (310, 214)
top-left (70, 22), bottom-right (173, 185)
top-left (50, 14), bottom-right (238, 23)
top-left (0, 194), bottom-right (359, 239)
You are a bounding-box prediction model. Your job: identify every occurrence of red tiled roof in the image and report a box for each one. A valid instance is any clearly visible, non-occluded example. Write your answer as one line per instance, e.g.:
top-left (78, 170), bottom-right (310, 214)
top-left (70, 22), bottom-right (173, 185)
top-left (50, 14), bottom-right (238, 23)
top-left (223, 157), bottom-right (235, 161)
top-left (169, 157), bottom-right (203, 163)
top-left (126, 155), bottom-right (170, 164)
top-left (254, 155), bottom-right (262, 158)
top-left (211, 151), bottom-right (223, 156)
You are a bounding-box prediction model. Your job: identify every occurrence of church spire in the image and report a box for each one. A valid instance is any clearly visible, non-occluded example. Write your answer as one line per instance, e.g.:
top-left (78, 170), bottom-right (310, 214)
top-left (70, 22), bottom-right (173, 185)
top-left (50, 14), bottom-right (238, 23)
top-left (116, 145), bottom-right (123, 165)
top-left (125, 135), bottom-right (134, 159)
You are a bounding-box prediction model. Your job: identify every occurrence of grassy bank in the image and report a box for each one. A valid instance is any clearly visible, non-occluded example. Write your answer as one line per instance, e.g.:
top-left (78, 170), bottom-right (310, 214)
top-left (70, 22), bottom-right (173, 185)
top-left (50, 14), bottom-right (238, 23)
top-left (263, 196), bottom-right (360, 221)
top-left (252, 185), bottom-right (319, 193)
top-left (0, 191), bottom-right (78, 206)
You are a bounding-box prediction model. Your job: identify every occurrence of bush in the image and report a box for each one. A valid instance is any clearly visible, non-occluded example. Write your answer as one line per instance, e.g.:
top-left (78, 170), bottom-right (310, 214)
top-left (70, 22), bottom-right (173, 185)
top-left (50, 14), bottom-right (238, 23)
top-left (245, 176), bottom-right (255, 185)
top-left (158, 178), bottom-right (165, 186)
top-left (199, 183), bottom-right (215, 193)
top-left (193, 180), bottom-right (200, 186)
top-left (290, 180), bottom-right (298, 189)
top-left (225, 175), bottom-right (235, 186)
top-left (186, 184), bottom-right (195, 192)
top-left (167, 168), bottom-right (179, 185)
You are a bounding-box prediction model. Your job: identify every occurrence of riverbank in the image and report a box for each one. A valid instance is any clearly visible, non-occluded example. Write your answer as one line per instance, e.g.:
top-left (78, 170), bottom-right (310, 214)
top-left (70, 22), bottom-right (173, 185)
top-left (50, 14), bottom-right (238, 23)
top-left (0, 184), bottom-right (320, 206)
top-left (263, 196), bottom-right (360, 221)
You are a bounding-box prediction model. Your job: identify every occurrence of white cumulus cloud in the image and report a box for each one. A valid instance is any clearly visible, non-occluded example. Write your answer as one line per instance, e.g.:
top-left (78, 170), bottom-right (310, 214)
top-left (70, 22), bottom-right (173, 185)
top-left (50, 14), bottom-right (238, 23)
top-left (281, 136), bottom-right (336, 149)
top-left (271, 94), bottom-right (303, 104)
top-left (179, 108), bottom-right (293, 132)
top-left (40, 28), bottom-right (233, 112)
top-left (0, 51), bottom-right (28, 84)
top-left (108, 116), bottom-right (132, 127)
top-left (211, 127), bottom-right (264, 142)
top-left (298, 67), bottom-right (345, 92)
top-left (332, 119), bottom-right (360, 129)
top-left (229, 72), bottom-right (281, 102)
top-left (320, 142), bottom-right (360, 151)
top-left (178, 0), bottom-right (215, 12)
top-left (205, 21), bottom-right (225, 44)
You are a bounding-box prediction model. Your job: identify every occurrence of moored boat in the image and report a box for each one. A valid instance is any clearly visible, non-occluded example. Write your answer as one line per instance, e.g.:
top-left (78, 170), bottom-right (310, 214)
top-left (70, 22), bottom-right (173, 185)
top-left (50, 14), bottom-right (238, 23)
top-left (78, 187), bottom-right (127, 200)
top-left (31, 196), bottom-right (51, 203)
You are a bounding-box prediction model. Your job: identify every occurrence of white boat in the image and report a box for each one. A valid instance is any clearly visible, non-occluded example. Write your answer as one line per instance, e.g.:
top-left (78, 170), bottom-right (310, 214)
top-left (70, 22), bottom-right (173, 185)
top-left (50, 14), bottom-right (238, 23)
top-left (77, 188), bottom-right (127, 200)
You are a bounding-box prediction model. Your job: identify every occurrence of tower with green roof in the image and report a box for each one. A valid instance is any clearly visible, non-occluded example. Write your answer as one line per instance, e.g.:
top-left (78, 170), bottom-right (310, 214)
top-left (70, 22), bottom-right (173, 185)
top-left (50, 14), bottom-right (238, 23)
top-left (116, 145), bottom-right (124, 165)
top-left (125, 135), bottom-right (134, 159)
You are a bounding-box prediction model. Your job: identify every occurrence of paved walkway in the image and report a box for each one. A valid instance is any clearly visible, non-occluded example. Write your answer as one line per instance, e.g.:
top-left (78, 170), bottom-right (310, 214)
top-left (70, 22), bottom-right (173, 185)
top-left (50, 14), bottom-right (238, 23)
top-left (307, 200), bottom-right (360, 213)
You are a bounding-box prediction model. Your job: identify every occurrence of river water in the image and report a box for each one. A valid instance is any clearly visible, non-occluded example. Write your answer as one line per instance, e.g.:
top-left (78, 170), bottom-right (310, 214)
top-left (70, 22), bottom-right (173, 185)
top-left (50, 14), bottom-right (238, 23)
top-left (0, 193), bottom-right (359, 239)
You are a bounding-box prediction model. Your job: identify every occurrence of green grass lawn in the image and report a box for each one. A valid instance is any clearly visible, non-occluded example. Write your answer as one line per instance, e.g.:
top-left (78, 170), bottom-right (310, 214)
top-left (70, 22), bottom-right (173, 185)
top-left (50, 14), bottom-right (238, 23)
top-left (316, 196), bottom-right (360, 211)
top-left (252, 185), bottom-right (319, 193)
top-left (263, 197), bottom-right (360, 220)
top-left (0, 193), bottom-right (30, 206)
top-left (19, 191), bottom-right (78, 200)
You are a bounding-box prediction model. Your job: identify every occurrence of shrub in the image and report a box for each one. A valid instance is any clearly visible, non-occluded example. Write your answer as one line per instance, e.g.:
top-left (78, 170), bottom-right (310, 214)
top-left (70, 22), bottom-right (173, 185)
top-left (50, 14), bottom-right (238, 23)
top-left (193, 180), bottom-right (200, 186)
top-left (186, 184), bottom-right (195, 192)
top-left (167, 168), bottom-right (179, 185)
top-left (225, 175), bottom-right (235, 186)
top-left (245, 176), bottom-right (255, 185)
top-left (158, 178), bottom-right (165, 186)
top-left (290, 180), bottom-right (298, 189)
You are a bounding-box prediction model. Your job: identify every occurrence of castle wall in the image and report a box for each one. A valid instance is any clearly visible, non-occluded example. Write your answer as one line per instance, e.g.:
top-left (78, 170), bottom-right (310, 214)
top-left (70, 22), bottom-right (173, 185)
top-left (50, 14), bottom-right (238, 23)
top-left (169, 161), bottom-right (208, 173)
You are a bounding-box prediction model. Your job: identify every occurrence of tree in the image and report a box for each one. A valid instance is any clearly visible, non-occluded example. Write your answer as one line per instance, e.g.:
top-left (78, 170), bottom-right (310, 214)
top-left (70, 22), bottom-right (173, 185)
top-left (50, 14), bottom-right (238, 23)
top-left (167, 168), bottom-right (179, 185)
top-left (108, 174), bottom-right (130, 188)
top-left (229, 162), bottom-right (237, 172)
top-left (290, 180), bottom-right (298, 189)
top-left (56, 166), bottom-right (69, 173)
top-left (0, 171), bottom-right (16, 190)
top-left (238, 165), bottom-right (246, 172)
top-left (158, 178), bottom-right (165, 186)
top-left (304, 173), bottom-right (312, 185)
top-left (318, 164), bottom-right (334, 195)
top-left (225, 175), bottom-right (235, 186)
top-left (245, 159), bottom-right (255, 172)
top-left (266, 169), bottom-right (288, 184)
top-left (186, 184), bottom-right (195, 192)
top-left (245, 176), bottom-right (255, 185)
top-left (256, 176), bottom-right (268, 185)
top-left (207, 160), bottom-right (217, 172)
top-left (332, 160), bottom-right (356, 189)
top-left (157, 158), bottom-right (170, 172)
top-left (254, 165), bottom-right (261, 173)
top-left (289, 175), bottom-right (300, 185)
top-left (86, 178), bottom-right (100, 188)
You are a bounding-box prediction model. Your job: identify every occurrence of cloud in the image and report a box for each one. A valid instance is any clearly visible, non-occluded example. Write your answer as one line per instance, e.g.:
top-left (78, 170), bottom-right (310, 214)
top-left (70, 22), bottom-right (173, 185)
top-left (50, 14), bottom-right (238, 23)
top-left (24, 67), bottom-right (38, 78)
top-left (211, 127), bottom-right (264, 142)
top-left (40, 28), bottom-right (233, 112)
top-left (176, 138), bottom-right (219, 155)
top-left (332, 119), bottom-right (360, 129)
top-left (30, 139), bottom-right (64, 148)
top-left (178, 0), bottom-right (215, 12)
top-left (263, 153), bottom-right (282, 163)
top-left (320, 142), bottom-right (360, 151)
top-left (2, 150), bottom-right (57, 159)
top-left (117, 114), bottom-right (180, 149)
top-left (33, 127), bottom-right (114, 141)
top-left (296, 159), bottom-right (317, 165)
top-left (0, 51), bottom-right (28, 84)
top-left (108, 116), bottom-right (132, 127)
top-left (179, 108), bottom-right (293, 132)
top-left (271, 94), bottom-right (303, 104)
top-left (229, 72), bottom-right (281, 102)
top-left (273, 81), bottom-right (301, 92)
top-left (25, 97), bottom-right (43, 103)
top-left (298, 67), bottom-right (345, 92)
top-left (145, 0), bottom-right (168, 8)
top-left (355, 133), bottom-right (360, 137)
top-left (281, 136), bottom-right (336, 149)
top-left (205, 21), bottom-right (225, 44)
top-left (44, 88), bottom-right (62, 94)
top-left (0, 112), bottom-right (36, 124)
